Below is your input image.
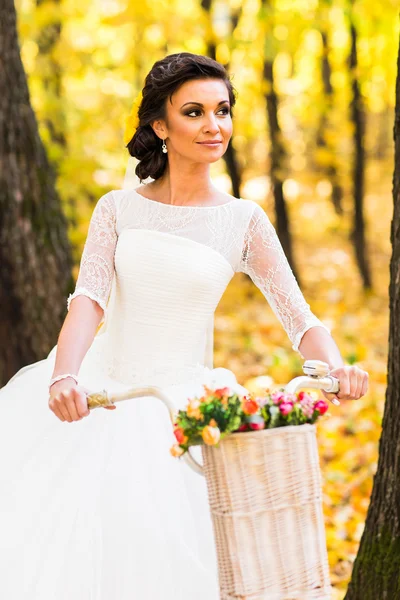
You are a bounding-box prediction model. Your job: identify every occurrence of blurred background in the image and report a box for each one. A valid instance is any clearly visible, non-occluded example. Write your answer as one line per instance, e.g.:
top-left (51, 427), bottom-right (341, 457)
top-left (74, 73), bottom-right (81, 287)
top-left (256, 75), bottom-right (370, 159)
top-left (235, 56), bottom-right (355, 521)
top-left (7, 0), bottom-right (400, 596)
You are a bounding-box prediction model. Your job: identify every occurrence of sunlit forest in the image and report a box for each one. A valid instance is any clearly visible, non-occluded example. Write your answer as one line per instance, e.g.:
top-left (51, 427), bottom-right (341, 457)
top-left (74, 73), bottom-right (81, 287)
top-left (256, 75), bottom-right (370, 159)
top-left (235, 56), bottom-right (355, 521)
top-left (8, 0), bottom-right (400, 596)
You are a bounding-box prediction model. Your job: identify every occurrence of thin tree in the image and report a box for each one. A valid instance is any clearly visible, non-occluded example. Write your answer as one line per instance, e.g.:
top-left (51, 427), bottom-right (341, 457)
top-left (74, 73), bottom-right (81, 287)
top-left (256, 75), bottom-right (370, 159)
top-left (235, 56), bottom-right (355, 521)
top-left (0, 0), bottom-right (72, 386)
top-left (36, 0), bottom-right (66, 160)
top-left (348, 9), bottom-right (372, 289)
top-left (344, 33), bottom-right (400, 600)
top-left (315, 24), bottom-right (344, 215)
top-left (259, 0), bottom-right (300, 283)
top-left (201, 0), bottom-right (243, 198)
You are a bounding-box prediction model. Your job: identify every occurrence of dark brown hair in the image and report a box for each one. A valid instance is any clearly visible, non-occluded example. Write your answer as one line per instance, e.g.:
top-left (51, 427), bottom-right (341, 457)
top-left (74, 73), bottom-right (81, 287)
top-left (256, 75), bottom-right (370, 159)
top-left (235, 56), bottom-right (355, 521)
top-left (126, 52), bottom-right (237, 182)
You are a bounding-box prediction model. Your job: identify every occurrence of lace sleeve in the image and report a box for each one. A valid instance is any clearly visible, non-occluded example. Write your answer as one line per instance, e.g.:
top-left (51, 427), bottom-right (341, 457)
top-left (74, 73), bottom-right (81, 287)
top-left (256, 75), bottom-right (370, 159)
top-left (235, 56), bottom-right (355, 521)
top-left (67, 191), bottom-right (117, 319)
top-left (239, 203), bottom-right (331, 353)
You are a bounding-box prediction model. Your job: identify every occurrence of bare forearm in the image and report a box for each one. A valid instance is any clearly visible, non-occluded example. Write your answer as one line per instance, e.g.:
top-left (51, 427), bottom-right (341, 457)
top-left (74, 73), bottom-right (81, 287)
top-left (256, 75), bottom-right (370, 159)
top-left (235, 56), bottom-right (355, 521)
top-left (51, 296), bottom-right (104, 378)
top-left (298, 326), bottom-right (345, 370)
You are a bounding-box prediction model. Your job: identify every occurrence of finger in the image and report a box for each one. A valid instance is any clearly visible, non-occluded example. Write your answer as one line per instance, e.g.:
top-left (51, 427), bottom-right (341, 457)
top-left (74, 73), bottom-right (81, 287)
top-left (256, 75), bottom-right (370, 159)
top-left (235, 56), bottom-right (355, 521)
top-left (337, 372), bottom-right (350, 399)
top-left (361, 372), bottom-right (369, 397)
top-left (349, 367), bottom-right (360, 399)
top-left (49, 401), bottom-right (66, 422)
top-left (64, 392), bottom-right (82, 421)
top-left (354, 369), bottom-right (364, 399)
top-left (57, 392), bottom-right (73, 422)
top-left (72, 389), bottom-right (90, 419)
top-left (103, 405), bottom-right (116, 410)
top-left (322, 391), bottom-right (341, 406)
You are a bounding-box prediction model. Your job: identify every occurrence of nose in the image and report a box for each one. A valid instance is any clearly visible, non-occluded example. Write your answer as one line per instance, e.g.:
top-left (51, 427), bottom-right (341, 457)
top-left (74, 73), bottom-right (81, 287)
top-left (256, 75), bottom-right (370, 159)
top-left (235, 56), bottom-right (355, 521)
top-left (203, 112), bottom-right (220, 134)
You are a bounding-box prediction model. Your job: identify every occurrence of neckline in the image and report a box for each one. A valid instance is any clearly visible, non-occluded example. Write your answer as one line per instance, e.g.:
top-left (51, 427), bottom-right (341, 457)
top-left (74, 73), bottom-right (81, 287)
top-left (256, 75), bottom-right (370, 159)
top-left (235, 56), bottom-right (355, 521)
top-left (131, 187), bottom-right (239, 209)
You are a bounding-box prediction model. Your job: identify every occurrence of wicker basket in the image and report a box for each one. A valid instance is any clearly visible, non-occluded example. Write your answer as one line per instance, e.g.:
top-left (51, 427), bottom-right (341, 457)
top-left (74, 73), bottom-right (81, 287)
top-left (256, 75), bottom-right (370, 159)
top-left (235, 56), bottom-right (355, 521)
top-left (87, 360), bottom-right (338, 600)
top-left (201, 423), bottom-right (332, 600)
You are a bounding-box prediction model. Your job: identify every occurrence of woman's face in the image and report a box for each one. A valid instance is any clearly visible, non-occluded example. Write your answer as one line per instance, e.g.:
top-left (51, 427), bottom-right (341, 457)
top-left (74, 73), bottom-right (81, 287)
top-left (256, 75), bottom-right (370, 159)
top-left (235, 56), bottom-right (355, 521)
top-left (153, 78), bottom-right (233, 164)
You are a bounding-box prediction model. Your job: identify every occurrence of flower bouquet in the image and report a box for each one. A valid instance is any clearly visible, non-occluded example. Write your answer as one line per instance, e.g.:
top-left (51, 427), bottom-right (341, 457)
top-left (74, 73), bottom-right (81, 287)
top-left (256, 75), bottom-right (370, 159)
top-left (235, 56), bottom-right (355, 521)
top-left (170, 386), bottom-right (329, 458)
top-left (170, 381), bottom-right (333, 600)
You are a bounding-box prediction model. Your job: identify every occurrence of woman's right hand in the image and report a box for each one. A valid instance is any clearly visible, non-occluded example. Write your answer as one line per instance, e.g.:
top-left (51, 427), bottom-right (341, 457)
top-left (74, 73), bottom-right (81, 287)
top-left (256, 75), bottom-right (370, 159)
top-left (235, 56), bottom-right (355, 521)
top-left (48, 378), bottom-right (90, 422)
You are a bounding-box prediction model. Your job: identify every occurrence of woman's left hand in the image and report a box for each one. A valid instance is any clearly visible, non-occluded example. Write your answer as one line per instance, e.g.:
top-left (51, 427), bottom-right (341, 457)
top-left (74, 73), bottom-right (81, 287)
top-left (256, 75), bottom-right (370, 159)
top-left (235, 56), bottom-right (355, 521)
top-left (322, 365), bottom-right (369, 404)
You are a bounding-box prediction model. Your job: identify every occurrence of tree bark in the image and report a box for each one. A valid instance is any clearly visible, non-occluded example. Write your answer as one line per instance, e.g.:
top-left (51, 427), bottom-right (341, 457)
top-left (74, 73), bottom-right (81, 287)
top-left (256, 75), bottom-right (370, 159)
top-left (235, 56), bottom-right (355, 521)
top-left (348, 18), bottom-right (372, 290)
top-left (0, 0), bottom-right (72, 386)
top-left (260, 1), bottom-right (300, 283)
top-left (201, 0), bottom-right (243, 198)
top-left (344, 34), bottom-right (400, 600)
top-left (36, 0), bottom-right (66, 161)
top-left (315, 29), bottom-right (344, 215)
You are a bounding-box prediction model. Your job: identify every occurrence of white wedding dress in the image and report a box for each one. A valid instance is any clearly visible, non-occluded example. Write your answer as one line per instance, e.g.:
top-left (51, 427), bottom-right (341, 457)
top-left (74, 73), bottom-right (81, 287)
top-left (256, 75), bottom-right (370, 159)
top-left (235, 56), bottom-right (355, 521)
top-left (0, 187), bottom-right (330, 599)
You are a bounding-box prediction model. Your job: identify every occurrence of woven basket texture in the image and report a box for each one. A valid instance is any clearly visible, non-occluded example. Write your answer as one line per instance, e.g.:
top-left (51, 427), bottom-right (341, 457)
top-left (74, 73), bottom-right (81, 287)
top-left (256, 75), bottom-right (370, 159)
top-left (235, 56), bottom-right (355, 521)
top-left (201, 423), bottom-right (332, 600)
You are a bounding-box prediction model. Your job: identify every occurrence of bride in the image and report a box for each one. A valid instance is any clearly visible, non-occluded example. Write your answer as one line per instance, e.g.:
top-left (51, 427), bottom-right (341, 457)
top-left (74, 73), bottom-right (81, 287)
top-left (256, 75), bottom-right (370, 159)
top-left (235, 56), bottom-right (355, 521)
top-left (0, 52), bottom-right (368, 599)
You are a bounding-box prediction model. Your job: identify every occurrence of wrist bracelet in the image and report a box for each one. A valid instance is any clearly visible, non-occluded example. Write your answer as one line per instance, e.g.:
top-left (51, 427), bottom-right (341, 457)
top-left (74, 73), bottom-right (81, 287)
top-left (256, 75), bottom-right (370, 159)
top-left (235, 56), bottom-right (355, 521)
top-left (49, 373), bottom-right (79, 390)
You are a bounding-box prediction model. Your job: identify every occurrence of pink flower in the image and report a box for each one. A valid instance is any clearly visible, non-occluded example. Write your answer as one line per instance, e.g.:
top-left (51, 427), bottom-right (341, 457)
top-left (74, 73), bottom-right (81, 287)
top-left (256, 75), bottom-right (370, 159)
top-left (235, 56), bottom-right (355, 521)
top-left (256, 396), bottom-right (269, 408)
top-left (298, 391), bottom-right (313, 403)
top-left (271, 391), bottom-right (285, 404)
top-left (279, 402), bottom-right (294, 416)
top-left (300, 400), bottom-right (313, 417)
top-left (314, 399), bottom-right (329, 415)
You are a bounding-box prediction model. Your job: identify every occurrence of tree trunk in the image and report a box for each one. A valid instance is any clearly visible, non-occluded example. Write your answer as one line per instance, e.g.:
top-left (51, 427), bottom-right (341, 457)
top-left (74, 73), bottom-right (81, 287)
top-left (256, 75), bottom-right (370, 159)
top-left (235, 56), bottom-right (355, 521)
top-left (201, 0), bottom-right (242, 198)
top-left (349, 18), bottom-right (372, 290)
top-left (36, 0), bottom-right (66, 158)
top-left (0, 0), bottom-right (72, 386)
top-left (344, 35), bottom-right (400, 600)
top-left (315, 29), bottom-right (344, 215)
top-left (259, 3), bottom-right (300, 283)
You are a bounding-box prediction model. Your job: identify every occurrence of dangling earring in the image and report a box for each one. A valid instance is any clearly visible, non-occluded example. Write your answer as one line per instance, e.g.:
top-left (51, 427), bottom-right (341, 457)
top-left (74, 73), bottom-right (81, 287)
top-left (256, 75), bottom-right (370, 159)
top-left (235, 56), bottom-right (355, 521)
top-left (162, 139), bottom-right (168, 153)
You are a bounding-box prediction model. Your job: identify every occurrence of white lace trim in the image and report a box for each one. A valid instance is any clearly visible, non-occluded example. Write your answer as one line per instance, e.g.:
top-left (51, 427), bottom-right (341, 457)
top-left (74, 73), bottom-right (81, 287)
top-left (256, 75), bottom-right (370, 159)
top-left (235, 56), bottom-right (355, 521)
top-left (67, 288), bottom-right (107, 313)
top-left (238, 202), bottom-right (330, 352)
top-left (292, 322), bottom-right (331, 354)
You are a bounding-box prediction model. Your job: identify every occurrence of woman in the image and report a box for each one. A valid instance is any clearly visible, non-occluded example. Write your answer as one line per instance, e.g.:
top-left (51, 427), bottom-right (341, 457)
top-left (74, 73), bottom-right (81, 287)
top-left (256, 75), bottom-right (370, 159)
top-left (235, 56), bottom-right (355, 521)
top-left (0, 52), bottom-right (368, 599)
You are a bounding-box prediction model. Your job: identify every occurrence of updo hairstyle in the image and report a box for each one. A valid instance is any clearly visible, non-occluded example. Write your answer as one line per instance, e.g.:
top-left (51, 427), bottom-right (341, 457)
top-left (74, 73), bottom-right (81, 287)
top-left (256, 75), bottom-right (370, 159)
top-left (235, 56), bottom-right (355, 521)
top-left (126, 52), bottom-right (237, 182)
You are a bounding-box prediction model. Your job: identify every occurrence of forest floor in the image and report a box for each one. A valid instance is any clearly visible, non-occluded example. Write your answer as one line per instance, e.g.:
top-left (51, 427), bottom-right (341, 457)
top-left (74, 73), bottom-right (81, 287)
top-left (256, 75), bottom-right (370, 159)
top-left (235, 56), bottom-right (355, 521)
top-left (214, 158), bottom-right (392, 599)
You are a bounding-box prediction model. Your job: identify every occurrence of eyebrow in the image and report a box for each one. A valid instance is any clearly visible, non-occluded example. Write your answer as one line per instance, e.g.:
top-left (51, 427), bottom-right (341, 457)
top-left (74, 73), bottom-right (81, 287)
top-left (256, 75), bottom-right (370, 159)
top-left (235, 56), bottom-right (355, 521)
top-left (180, 100), bottom-right (230, 108)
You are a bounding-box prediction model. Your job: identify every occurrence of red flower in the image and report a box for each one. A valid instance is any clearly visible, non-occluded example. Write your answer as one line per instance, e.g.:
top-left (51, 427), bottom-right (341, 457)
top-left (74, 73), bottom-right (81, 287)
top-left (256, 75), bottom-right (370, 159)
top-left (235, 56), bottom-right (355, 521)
top-left (174, 427), bottom-right (188, 444)
top-left (237, 423), bottom-right (249, 432)
top-left (249, 419), bottom-right (265, 431)
top-left (242, 398), bottom-right (259, 415)
top-left (314, 400), bottom-right (329, 415)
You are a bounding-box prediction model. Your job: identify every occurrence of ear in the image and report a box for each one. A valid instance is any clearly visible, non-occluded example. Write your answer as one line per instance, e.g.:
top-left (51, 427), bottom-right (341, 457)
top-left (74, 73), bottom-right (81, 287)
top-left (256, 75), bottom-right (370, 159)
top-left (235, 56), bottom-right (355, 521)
top-left (151, 119), bottom-right (167, 140)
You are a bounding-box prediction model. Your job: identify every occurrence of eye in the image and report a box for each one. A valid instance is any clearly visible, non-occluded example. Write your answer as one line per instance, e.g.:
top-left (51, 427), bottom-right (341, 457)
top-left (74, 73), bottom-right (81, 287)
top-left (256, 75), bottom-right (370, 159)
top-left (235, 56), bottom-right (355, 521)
top-left (185, 107), bottom-right (230, 118)
top-left (185, 109), bottom-right (202, 117)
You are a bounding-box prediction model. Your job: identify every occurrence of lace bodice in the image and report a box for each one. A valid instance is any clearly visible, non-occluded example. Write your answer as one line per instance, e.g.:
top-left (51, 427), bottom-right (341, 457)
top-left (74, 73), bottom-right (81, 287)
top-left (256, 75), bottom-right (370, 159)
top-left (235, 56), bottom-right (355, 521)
top-left (68, 188), bottom-right (330, 353)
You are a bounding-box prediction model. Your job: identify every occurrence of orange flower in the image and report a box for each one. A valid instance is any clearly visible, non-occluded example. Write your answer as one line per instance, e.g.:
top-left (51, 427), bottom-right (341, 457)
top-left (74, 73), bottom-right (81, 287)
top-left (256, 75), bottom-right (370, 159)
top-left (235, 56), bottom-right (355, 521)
top-left (170, 444), bottom-right (184, 457)
top-left (242, 397), bottom-right (259, 415)
top-left (214, 387), bottom-right (231, 399)
top-left (202, 425), bottom-right (221, 446)
top-left (174, 427), bottom-right (188, 445)
top-left (202, 385), bottom-right (214, 397)
top-left (187, 399), bottom-right (202, 420)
